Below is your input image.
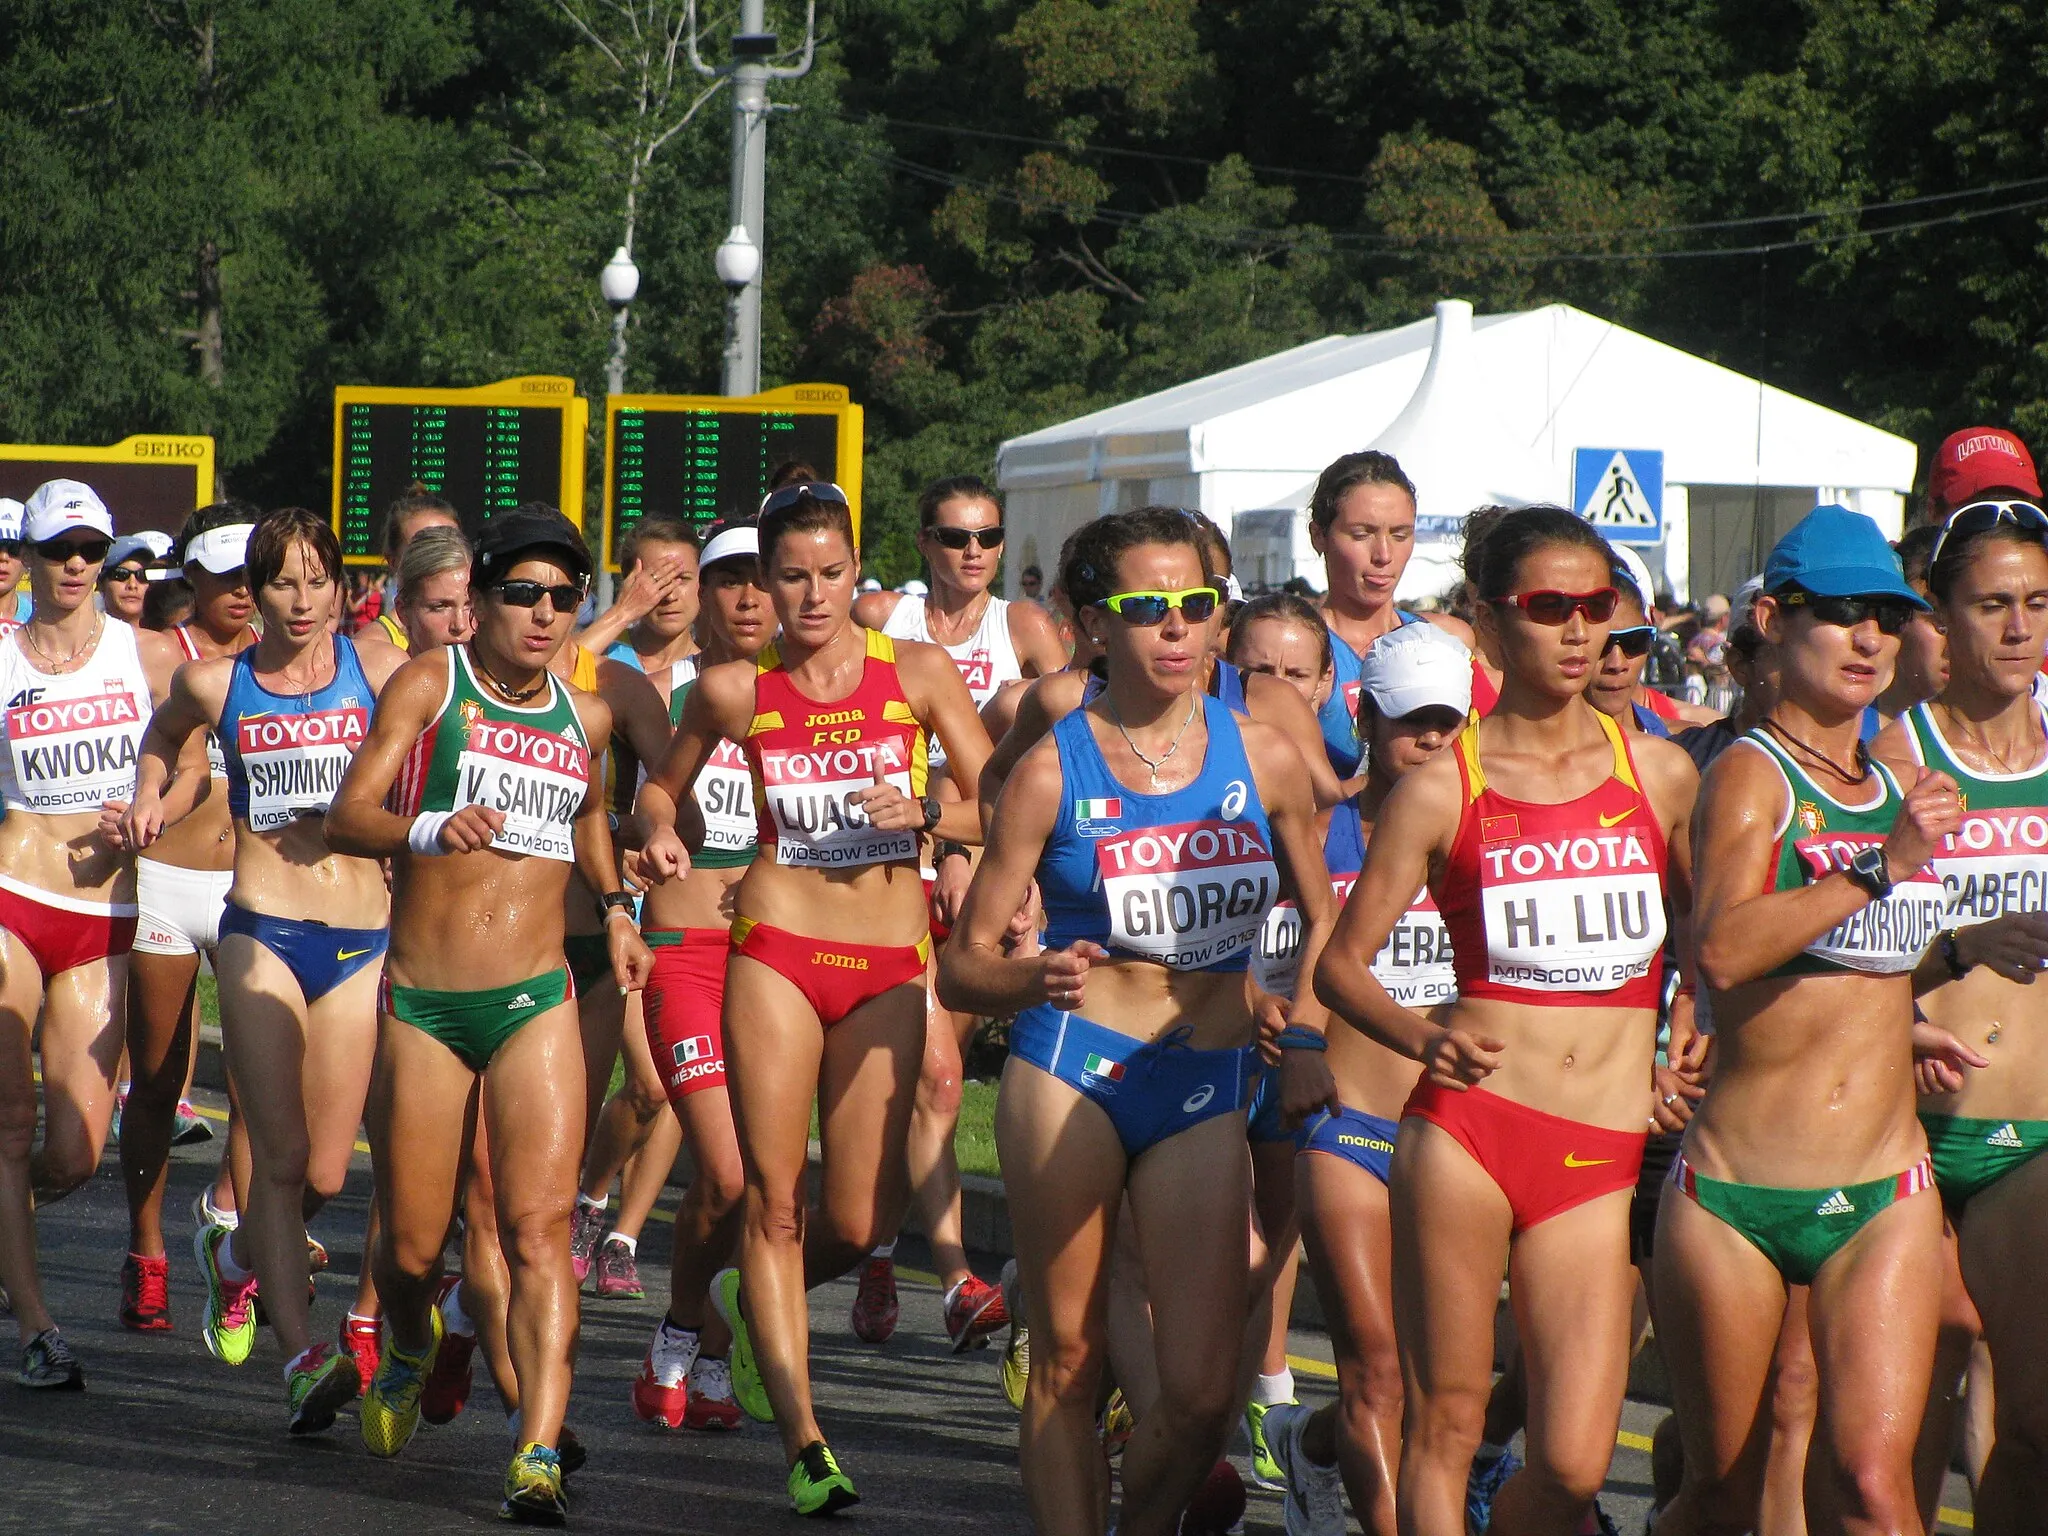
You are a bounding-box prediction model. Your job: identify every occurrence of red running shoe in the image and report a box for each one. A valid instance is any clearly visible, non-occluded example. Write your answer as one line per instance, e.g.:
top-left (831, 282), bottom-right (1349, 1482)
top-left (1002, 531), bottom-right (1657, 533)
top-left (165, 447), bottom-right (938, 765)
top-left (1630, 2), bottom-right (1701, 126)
top-left (339, 1313), bottom-right (381, 1400)
top-left (630, 1321), bottom-right (696, 1430)
top-left (943, 1274), bottom-right (1010, 1354)
top-left (1178, 1458), bottom-right (1247, 1535)
top-left (849, 1254), bottom-right (898, 1344)
top-left (120, 1252), bottom-right (172, 1333)
top-left (683, 1354), bottom-right (743, 1431)
top-left (419, 1278), bottom-right (476, 1425)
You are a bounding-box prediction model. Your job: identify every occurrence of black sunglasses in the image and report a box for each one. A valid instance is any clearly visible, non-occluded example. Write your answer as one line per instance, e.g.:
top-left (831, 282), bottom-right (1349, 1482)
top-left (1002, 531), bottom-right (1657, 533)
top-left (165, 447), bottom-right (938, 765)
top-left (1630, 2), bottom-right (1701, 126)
top-left (759, 481), bottom-right (851, 519)
top-left (33, 535), bottom-right (112, 565)
top-left (1777, 588), bottom-right (1914, 635)
top-left (103, 564), bottom-right (150, 584)
top-left (1603, 625), bottom-right (1656, 658)
top-left (0, 541), bottom-right (20, 558)
top-left (492, 579), bottom-right (586, 611)
top-left (926, 525), bottom-right (1004, 551)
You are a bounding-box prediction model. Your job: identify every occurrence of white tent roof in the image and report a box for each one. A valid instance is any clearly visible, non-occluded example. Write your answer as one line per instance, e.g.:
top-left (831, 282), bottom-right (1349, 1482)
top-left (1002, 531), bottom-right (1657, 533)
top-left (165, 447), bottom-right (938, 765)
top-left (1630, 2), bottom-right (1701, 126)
top-left (997, 301), bottom-right (1918, 510)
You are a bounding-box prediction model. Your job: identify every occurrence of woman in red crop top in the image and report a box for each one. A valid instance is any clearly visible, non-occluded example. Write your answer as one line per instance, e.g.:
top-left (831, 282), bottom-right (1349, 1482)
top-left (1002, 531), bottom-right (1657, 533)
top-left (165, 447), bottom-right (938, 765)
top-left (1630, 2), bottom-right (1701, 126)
top-left (1318, 506), bottom-right (1698, 1536)
top-left (635, 484), bottom-right (992, 1515)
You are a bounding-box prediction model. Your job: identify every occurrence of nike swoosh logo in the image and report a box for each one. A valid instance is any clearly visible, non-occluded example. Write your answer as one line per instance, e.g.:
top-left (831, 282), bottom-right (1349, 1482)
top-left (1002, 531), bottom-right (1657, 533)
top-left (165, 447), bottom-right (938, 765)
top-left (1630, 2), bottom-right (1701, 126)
top-left (1597, 809), bottom-right (1631, 828)
top-left (336, 948), bottom-right (373, 962)
top-left (1563, 1153), bottom-right (1615, 1168)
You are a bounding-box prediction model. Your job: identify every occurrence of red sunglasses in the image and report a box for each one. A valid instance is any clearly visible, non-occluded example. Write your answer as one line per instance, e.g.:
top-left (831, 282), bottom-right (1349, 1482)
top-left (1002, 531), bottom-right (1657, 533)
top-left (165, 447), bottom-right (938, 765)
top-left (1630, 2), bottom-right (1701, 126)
top-left (1491, 587), bottom-right (1620, 625)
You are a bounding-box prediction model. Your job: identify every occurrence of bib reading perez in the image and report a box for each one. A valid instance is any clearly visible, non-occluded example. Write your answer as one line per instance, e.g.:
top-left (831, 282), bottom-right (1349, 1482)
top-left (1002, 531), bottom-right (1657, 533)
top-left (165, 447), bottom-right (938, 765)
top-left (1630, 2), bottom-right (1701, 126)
top-left (743, 628), bottom-right (930, 871)
top-left (1040, 694), bottom-right (1280, 973)
top-left (390, 646), bottom-right (593, 863)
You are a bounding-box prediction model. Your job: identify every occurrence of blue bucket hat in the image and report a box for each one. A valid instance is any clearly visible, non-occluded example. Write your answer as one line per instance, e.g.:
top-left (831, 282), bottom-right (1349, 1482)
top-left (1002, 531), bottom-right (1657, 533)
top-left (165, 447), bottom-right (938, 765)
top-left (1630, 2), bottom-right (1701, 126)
top-left (1762, 504), bottom-right (1928, 609)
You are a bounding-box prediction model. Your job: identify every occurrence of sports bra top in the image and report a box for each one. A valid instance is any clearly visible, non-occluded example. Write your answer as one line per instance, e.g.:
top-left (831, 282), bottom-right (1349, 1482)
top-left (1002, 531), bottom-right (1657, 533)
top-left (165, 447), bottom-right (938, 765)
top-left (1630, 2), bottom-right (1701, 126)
top-left (1040, 693), bottom-right (1279, 973)
top-left (1316, 610), bottom-right (1423, 777)
top-left (0, 618), bottom-right (153, 815)
top-left (174, 624), bottom-right (247, 779)
top-left (1902, 701), bottom-right (2048, 929)
top-left (1439, 710), bottom-right (1668, 1008)
top-left (674, 677), bottom-right (755, 868)
top-left (221, 635), bottom-right (373, 832)
top-left (390, 645), bottom-right (593, 863)
top-left (1743, 729), bottom-right (1943, 976)
top-left (881, 594), bottom-right (1019, 768)
top-left (742, 627), bottom-right (928, 871)
top-left (374, 611), bottom-right (408, 652)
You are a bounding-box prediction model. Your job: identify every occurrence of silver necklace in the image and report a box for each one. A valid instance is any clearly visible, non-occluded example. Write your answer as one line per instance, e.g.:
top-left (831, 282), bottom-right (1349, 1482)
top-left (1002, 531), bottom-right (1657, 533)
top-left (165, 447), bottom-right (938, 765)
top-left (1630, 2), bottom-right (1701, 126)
top-left (23, 613), bottom-right (101, 670)
top-left (1111, 691), bottom-right (1199, 788)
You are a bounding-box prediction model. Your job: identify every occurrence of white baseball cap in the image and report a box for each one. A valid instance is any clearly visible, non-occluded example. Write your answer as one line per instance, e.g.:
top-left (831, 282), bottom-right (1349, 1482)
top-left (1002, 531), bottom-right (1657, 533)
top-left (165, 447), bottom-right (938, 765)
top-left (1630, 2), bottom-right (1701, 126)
top-left (184, 521), bottom-right (255, 575)
top-left (23, 479), bottom-right (114, 542)
top-left (108, 531), bottom-right (174, 570)
top-left (699, 523), bottom-right (760, 570)
top-left (1359, 621), bottom-right (1474, 719)
top-left (0, 499), bottom-right (23, 543)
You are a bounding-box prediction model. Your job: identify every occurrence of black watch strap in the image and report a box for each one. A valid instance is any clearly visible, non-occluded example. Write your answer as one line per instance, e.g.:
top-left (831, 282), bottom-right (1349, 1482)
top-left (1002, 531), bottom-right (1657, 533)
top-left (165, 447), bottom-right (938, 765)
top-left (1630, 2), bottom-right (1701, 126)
top-left (1845, 846), bottom-right (1893, 901)
top-left (921, 795), bottom-right (943, 834)
top-left (597, 889), bottom-right (637, 922)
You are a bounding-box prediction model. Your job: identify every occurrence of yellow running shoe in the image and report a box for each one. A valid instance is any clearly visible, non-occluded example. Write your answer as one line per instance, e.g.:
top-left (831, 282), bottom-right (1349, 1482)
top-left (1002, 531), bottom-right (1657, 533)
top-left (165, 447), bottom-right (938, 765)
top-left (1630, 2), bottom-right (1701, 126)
top-left (361, 1305), bottom-right (443, 1457)
top-left (500, 1441), bottom-right (568, 1525)
top-left (192, 1223), bottom-right (258, 1367)
top-left (1000, 1322), bottom-right (1030, 1411)
top-left (787, 1439), bottom-right (859, 1517)
top-left (286, 1342), bottom-right (361, 1437)
top-left (710, 1268), bottom-right (773, 1423)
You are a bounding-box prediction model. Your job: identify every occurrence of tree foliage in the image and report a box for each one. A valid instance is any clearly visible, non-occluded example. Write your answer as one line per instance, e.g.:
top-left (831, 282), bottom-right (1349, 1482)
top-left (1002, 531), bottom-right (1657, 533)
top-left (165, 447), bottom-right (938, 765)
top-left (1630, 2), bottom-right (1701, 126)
top-left (2, 0), bottom-right (2046, 577)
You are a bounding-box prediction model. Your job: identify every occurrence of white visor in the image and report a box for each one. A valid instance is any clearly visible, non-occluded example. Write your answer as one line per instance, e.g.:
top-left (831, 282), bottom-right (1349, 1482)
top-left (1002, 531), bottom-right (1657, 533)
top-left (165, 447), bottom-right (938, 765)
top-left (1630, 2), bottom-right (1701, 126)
top-left (1358, 622), bottom-right (1474, 719)
top-left (186, 522), bottom-right (254, 575)
top-left (699, 525), bottom-right (760, 570)
top-left (0, 499), bottom-right (23, 543)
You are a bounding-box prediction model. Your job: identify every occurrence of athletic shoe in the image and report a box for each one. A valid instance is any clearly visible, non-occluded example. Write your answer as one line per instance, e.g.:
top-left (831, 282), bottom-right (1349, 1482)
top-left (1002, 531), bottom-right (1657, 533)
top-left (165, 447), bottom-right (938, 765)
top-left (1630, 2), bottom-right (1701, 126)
top-left (568, 1202), bottom-right (606, 1284)
top-left (1100, 1387), bottom-right (1134, 1457)
top-left (1466, 1448), bottom-right (1523, 1534)
top-left (710, 1268), bottom-right (773, 1423)
top-left (306, 1234), bottom-right (329, 1274)
top-left (999, 1321), bottom-right (1030, 1410)
top-left (849, 1253), bottom-right (898, 1343)
top-left (1178, 1458), bottom-right (1247, 1535)
top-left (287, 1342), bottom-right (361, 1436)
top-left (16, 1328), bottom-right (84, 1390)
top-left (193, 1223), bottom-right (258, 1366)
top-left (631, 1320), bottom-right (698, 1429)
top-left (1579, 1496), bottom-right (1620, 1536)
top-left (943, 1273), bottom-right (1009, 1354)
top-left (685, 1354), bottom-right (742, 1431)
top-left (172, 1100), bottom-right (213, 1146)
top-left (192, 1188), bottom-right (238, 1233)
top-left (1245, 1397), bottom-right (1290, 1491)
top-left (120, 1252), bottom-right (173, 1333)
top-left (500, 1442), bottom-right (567, 1525)
top-left (787, 1439), bottom-right (859, 1516)
top-left (1265, 1402), bottom-right (1344, 1535)
top-left (557, 1426), bottom-right (586, 1479)
top-left (420, 1279), bottom-right (476, 1425)
top-left (340, 1314), bottom-right (381, 1399)
top-left (361, 1306), bottom-right (442, 1457)
top-left (593, 1237), bottom-right (644, 1300)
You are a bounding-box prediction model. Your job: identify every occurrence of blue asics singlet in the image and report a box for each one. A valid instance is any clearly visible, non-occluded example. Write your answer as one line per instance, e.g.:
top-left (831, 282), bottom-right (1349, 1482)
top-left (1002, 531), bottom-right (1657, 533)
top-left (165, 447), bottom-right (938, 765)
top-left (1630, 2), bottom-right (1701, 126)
top-left (220, 635), bottom-right (374, 833)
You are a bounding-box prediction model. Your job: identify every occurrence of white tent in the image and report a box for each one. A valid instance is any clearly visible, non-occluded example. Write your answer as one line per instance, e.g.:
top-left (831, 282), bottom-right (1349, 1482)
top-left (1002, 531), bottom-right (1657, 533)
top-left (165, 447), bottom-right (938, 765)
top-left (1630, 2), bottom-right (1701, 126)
top-left (995, 300), bottom-right (1919, 604)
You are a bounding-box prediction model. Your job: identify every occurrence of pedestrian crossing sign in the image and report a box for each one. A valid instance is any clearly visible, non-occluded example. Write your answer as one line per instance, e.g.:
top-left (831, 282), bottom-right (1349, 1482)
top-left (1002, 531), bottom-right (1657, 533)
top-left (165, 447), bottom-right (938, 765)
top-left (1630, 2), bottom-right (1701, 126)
top-left (1573, 447), bottom-right (1664, 545)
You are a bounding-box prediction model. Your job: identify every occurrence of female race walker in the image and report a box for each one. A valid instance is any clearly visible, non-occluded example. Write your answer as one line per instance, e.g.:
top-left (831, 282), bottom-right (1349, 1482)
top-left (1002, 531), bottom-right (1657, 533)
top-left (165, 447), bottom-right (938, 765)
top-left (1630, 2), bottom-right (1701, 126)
top-left (636, 481), bottom-right (990, 1515)
top-left (118, 507), bottom-right (403, 1434)
top-left (1258, 621), bottom-right (1472, 1536)
top-left (1653, 505), bottom-right (1957, 1536)
top-left (326, 504), bottom-right (651, 1525)
top-left (939, 506), bottom-right (1335, 1536)
top-left (1877, 499), bottom-right (2048, 1533)
top-left (1317, 506), bottom-right (1697, 1536)
top-left (0, 479), bottom-right (191, 1388)
top-left (115, 504), bottom-right (258, 1334)
top-left (628, 517), bottom-right (771, 1433)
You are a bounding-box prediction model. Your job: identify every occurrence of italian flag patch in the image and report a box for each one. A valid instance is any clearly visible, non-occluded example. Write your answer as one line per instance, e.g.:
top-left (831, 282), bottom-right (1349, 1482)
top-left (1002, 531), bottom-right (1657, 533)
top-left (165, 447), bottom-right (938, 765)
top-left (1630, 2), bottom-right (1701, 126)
top-left (1075, 797), bottom-right (1121, 821)
top-left (1081, 1053), bottom-right (1125, 1081)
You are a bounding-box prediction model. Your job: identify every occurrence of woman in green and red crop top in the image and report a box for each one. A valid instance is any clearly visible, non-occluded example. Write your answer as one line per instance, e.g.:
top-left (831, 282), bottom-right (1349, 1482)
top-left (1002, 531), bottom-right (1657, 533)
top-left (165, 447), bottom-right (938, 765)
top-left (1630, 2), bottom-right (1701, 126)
top-left (1318, 506), bottom-right (1698, 1536)
top-left (1656, 505), bottom-right (1963, 1536)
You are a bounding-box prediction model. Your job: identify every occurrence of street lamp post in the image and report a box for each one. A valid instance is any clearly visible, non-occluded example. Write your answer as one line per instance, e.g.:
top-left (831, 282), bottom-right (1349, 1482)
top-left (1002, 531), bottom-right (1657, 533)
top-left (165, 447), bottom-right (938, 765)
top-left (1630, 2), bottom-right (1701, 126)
top-left (715, 225), bottom-right (760, 394)
top-left (600, 246), bottom-right (640, 397)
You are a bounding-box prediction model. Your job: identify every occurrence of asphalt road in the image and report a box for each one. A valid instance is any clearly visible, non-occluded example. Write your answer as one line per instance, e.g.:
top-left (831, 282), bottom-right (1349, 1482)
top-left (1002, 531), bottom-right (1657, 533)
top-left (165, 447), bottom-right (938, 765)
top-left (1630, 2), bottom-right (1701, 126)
top-left (0, 1087), bottom-right (1970, 1534)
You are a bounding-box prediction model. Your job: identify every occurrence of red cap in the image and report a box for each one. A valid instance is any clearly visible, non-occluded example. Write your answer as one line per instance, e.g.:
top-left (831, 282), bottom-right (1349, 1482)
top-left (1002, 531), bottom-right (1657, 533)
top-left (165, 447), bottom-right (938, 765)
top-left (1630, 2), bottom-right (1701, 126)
top-left (1930, 426), bottom-right (2042, 509)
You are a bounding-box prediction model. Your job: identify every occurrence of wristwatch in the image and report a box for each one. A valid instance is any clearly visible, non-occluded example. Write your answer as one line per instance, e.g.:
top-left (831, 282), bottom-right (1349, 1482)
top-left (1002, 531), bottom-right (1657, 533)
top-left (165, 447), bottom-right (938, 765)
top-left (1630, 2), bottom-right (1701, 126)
top-left (1939, 926), bottom-right (1973, 980)
top-left (1843, 846), bottom-right (1893, 901)
top-left (596, 889), bottom-right (638, 924)
top-left (920, 795), bottom-right (944, 834)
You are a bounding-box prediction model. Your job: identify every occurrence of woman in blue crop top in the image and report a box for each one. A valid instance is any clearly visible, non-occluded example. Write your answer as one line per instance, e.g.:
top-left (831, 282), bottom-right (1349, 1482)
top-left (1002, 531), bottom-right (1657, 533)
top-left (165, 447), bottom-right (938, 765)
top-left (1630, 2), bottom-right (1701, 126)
top-left (939, 507), bottom-right (1335, 1536)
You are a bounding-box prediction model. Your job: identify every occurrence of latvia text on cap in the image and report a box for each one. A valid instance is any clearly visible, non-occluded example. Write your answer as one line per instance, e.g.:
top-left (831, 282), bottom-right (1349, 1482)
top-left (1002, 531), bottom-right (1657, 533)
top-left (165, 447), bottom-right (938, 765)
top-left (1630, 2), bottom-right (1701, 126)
top-left (1930, 426), bottom-right (2042, 508)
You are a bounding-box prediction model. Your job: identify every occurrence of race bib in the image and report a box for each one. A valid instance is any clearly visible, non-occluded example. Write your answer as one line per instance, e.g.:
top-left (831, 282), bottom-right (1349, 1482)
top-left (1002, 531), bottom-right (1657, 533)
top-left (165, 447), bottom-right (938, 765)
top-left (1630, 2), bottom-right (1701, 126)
top-left (236, 707), bottom-right (368, 831)
top-left (953, 648), bottom-right (995, 702)
top-left (1097, 818), bottom-right (1278, 969)
top-left (1478, 829), bottom-right (1667, 991)
top-left (1250, 900), bottom-right (1305, 997)
top-left (6, 687), bottom-right (144, 812)
top-left (692, 738), bottom-right (757, 854)
top-left (758, 734), bottom-right (917, 869)
top-left (1374, 889), bottom-right (1456, 1008)
top-left (454, 719), bottom-right (590, 862)
top-left (1932, 810), bottom-right (2048, 927)
top-left (1795, 831), bottom-right (1945, 972)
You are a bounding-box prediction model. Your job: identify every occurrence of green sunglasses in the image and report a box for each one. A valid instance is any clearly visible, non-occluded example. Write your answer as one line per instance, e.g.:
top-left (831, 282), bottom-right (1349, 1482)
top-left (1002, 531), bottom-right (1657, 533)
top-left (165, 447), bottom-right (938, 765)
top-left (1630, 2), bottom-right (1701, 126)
top-left (1100, 587), bottom-right (1222, 625)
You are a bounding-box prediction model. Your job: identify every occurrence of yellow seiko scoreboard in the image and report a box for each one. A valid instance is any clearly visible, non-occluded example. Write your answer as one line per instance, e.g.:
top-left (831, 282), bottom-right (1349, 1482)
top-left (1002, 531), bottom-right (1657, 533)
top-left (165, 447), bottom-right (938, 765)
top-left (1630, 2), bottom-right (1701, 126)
top-left (0, 435), bottom-right (216, 536)
top-left (332, 376), bottom-right (589, 564)
top-left (603, 384), bottom-right (863, 569)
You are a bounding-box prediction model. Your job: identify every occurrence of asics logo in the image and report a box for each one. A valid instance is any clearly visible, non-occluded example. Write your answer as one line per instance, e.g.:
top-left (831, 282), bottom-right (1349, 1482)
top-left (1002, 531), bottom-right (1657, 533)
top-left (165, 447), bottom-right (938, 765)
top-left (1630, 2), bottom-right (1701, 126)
top-left (507, 992), bottom-right (536, 1010)
top-left (337, 947), bottom-right (373, 962)
top-left (1181, 1085), bottom-right (1216, 1114)
top-left (1597, 808), bottom-right (1632, 828)
top-left (1221, 780), bottom-right (1248, 821)
top-left (1562, 1153), bottom-right (1614, 1168)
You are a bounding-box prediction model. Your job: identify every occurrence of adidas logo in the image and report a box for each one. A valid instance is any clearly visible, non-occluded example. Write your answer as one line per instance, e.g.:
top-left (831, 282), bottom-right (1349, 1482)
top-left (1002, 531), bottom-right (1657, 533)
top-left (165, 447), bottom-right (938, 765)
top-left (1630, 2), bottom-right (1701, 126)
top-left (1815, 1189), bottom-right (1856, 1217)
top-left (507, 992), bottom-right (536, 1010)
top-left (1986, 1122), bottom-right (2025, 1149)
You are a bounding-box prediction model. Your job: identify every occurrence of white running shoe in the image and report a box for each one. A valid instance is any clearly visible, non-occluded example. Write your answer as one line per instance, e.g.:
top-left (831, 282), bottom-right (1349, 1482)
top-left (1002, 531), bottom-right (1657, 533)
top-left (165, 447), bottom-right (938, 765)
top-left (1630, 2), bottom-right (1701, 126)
top-left (1265, 1400), bottom-right (1346, 1536)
